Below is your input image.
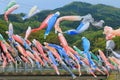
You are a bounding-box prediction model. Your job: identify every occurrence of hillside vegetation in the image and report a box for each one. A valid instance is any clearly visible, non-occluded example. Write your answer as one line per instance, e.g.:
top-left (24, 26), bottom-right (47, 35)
top-left (0, 1), bottom-right (120, 52)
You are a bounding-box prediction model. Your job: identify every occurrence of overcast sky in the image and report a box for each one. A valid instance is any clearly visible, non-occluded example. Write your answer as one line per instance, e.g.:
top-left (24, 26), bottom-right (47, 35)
top-left (0, 0), bottom-right (120, 14)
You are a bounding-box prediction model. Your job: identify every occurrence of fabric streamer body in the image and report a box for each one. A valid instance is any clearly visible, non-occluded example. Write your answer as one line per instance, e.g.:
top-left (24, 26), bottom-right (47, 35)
top-left (31, 14), bottom-right (53, 32)
top-left (4, 4), bottom-right (19, 22)
top-left (44, 11), bottom-right (60, 39)
top-left (54, 16), bottom-right (83, 33)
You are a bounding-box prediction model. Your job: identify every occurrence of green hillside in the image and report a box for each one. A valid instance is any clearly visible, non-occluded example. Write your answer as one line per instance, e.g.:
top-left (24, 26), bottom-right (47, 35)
top-left (0, 1), bottom-right (120, 52)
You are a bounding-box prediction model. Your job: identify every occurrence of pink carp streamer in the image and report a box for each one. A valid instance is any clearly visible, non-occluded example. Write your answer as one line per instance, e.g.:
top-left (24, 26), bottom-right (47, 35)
top-left (54, 16), bottom-right (82, 33)
top-left (4, 4), bottom-right (19, 22)
top-left (98, 49), bottom-right (114, 70)
top-left (0, 41), bottom-right (15, 63)
top-left (31, 14), bottom-right (53, 32)
top-left (103, 26), bottom-right (120, 40)
top-left (58, 33), bottom-right (81, 76)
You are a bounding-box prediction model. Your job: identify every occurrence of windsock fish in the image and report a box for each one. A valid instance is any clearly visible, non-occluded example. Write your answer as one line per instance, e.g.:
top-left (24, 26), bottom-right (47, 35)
top-left (45, 45), bottom-right (61, 61)
top-left (64, 14), bottom-right (93, 35)
top-left (45, 44), bottom-right (77, 78)
top-left (73, 46), bottom-right (85, 58)
top-left (91, 20), bottom-right (104, 28)
top-left (111, 56), bottom-right (120, 70)
top-left (64, 22), bottom-right (90, 35)
top-left (4, 0), bottom-right (16, 12)
top-left (44, 11), bottom-right (60, 39)
top-left (8, 23), bottom-right (21, 61)
top-left (103, 26), bottom-right (120, 40)
top-left (82, 37), bottom-right (105, 75)
top-left (32, 39), bottom-right (49, 61)
top-left (58, 33), bottom-right (70, 55)
top-left (13, 35), bottom-right (44, 66)
top-left (54, 15), bottom-right (83, 33)
top-left (111, 50), bottom-right (120, 59)
top-left (1, 53), bottom-right (7, 69)
top-left (0, 41), bottom-right (15, 63)
top-left (23, 5), bottom-right (40, 20)
top-left (21, 56), bottom-right (30, 64)
top-left (98, 49), bottom-right (114, 70)
top-left (4, 4), bottom-right (19, 22)
top-left (31, 14), bottom-right (53, 32)
top-left (24, 26), bottom-right (31, 40)
top-left (82, 37), bottom-right (96, 68)
top-left (106, 40), bottom-right (115, 50)
top-left (43, 47), bottom-right (60, 75)
top-left (45, 42), bottom-right (81, 76)
top-left (44, 42), bottom-right (74, 68)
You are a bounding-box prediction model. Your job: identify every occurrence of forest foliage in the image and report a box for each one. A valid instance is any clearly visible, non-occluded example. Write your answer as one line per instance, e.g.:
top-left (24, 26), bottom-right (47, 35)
top-left (0, 1), bottom-right (120, 52)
